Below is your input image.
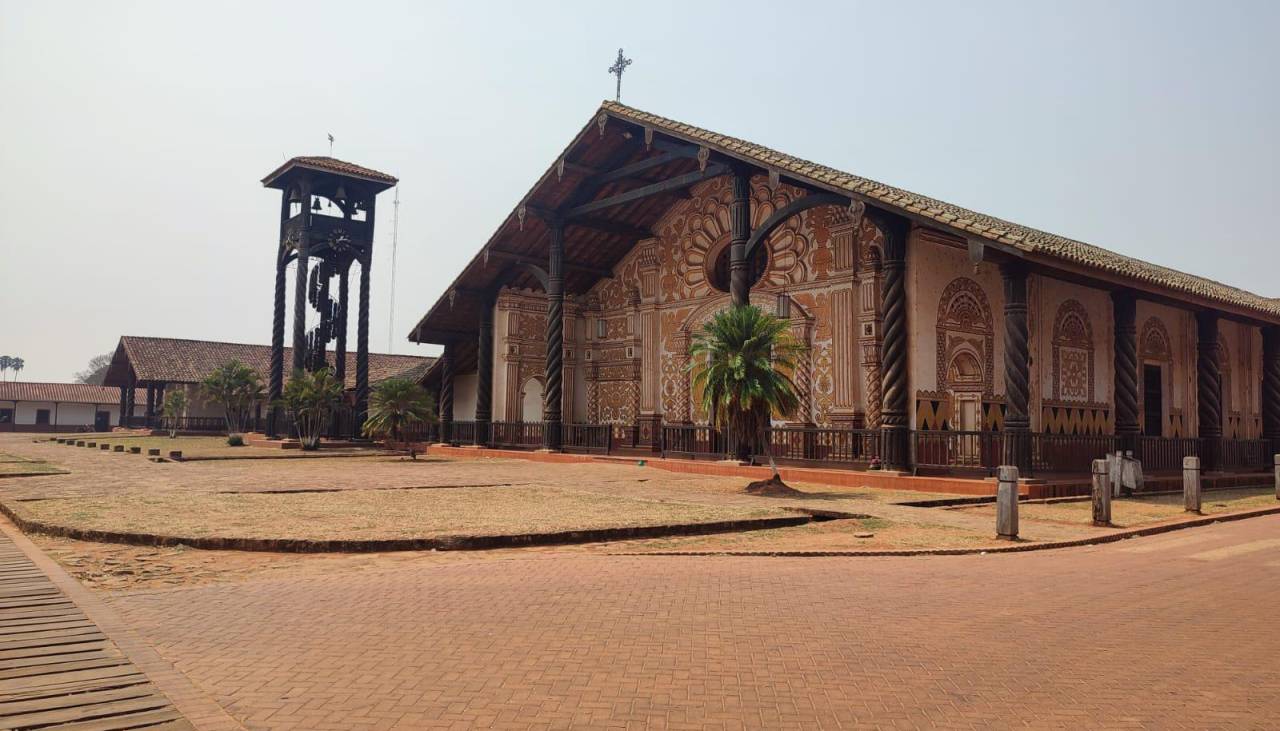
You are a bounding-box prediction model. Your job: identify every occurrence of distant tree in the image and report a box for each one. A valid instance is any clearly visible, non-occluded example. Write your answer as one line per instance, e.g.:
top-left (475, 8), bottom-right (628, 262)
top-left (75, 352), bottom-right (114, 385)
top-left (160, 390), bottom-right (188, 439)
top-left (10, 358), bottom-right (23, 382)
top-left (362, 378), bottom-right (435, 449)
top-left (199, 360), bottom-right (265, 442)
top-left (0, 356), bottom-right (9, 382)
top-left (280, 368), bottom-right (343, 450)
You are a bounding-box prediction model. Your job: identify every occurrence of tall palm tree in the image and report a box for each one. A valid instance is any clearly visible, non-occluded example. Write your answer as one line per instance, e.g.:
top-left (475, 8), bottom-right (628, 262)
top-left (688, 304), bottom-right (806, 469)
top-left (363, 377), bottom-right (435, 445)
top-left (10, 358), bottom-right (23, 382)
top-left (0, 356), bottom-right (10, 382)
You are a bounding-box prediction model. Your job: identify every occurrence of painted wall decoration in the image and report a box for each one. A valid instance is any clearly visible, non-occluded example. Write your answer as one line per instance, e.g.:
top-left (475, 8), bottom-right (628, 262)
top-left (1051, 299), bottom-right (1095, 402)
top-left (934, 277), bottom-right (995, 398)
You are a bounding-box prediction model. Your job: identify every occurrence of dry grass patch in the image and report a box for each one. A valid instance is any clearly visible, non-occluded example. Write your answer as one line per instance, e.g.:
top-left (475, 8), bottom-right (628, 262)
top-left (13, 485), bottom-right (791, 541)
top-left (0, 452), bottom-right (65, 476)
top-left (960, 487), bottom-right (1276, 528)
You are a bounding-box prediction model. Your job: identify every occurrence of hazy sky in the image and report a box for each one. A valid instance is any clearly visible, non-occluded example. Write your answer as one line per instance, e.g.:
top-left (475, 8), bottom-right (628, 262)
top-left (2, 0), bottom-right (1277, 382)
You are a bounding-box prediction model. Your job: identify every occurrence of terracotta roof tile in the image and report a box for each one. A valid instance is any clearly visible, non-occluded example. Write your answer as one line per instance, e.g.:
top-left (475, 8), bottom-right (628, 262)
top-left (600, 101), bottom-right (1280, 319)
top-left (107, 337), bottom-right (433, 390)
top-left (260, 156), bottom-right (398, 188)
top-left (0, 382), bottom-right (137, 405)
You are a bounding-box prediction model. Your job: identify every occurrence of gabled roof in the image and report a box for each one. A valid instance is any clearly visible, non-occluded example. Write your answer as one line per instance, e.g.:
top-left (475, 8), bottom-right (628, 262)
top-left (407, 101), bottom-right (1279, 345)
top-left (261, 156), bottom-right (398, 190)
top-left (103, 336), bottom-right (433, 389)
top-left (0, 382), bottom-right (136, 406)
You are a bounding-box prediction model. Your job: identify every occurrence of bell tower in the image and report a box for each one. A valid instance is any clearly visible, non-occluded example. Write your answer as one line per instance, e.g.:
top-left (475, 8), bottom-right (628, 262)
top-left (261, 157), bottom-right (398, 437)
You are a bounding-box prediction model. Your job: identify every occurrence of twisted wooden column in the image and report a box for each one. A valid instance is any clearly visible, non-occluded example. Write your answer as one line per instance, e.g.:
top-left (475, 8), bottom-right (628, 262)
top-left (1263, 326), bottom-right (1280, 444)
top-left (268, 247), bottom-right (288, 437)
top-left (543, 221), bottom-right (565, 450)
top-left (729, 168), bottom-right (752, 307)
top-left (291, 179), bottom-right (312, 373)
top-left (1197, 311), bottom-right (1222, 471)
top-left (1112, 291), bottom-right (1139, 451)
top-left (475, 298), bottom-right (494, 446)
top-left (872, 210), bottom-right (910, 470)
top-left (1001, 264), bottom-right (1031, 472)
top-left (439, 343), bottom-right (455, 443)
top-left (355, 252), bottom-right (372, 432)
top-left (334, 259), bottom-right (350, 385)
top-left (117, 376), bottom-right (128, 427)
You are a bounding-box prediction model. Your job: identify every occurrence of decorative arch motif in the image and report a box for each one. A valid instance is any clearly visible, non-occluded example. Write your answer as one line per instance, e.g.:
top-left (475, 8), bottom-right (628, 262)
top-left (1139, 316), bottom-right (1173, 362)
top-left (935, 277), bottom-right (994, 396)
top-left (1051, 299), bottom-right (1095, 402)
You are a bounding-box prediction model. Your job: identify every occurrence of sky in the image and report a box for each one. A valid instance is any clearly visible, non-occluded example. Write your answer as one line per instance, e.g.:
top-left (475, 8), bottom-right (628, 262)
top-left (1, 0), bottom-right (1277, 383)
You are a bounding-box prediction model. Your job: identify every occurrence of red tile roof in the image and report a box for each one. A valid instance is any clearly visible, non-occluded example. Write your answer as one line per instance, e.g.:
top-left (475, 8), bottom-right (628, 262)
top-left (261, 156), bottom-right (398, 188)
top-left (0, 382), bottom-right (132, 405)
top-left (104, 337), bottom-right (434, 390)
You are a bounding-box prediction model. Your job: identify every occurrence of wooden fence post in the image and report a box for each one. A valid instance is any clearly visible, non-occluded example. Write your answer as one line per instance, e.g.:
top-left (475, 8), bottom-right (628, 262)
top-left (1183, 455), bottom-right (1201, 514)
top-left (997, 465), bottom-right (1019, 540)
top-left (1274, 454), bottom-right (1279, 501)
top-left (1092, 458), bottom-right (1111, 527)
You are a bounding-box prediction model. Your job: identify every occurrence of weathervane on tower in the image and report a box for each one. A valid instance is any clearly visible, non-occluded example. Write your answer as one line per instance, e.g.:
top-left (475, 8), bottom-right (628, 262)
top-left (608, 48), bottom-right (632, 102)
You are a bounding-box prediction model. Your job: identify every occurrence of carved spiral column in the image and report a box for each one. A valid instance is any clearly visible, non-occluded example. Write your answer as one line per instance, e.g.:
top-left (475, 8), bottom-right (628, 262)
top-left (873, 210), bottom-right (910, 470)
top-left (1262, 327), bottom-right (1280, 446)
top-left (439, 343), bottom-right (455, 444)
top-left (334, 259), bottom-right (350, 385)
top-left (475, 298), bottom-right (494, 446)
top-left (117, 375), bottom-right (129, 427)
top-left (268, 247), bottom-right (288, 437)
top-left (1112, 291), bottom-right (1139, 451)
top-left (355, 251), bottom-right (372, 433)
top-left (729, 169), bottom-right (752, 307)
top-left (291, 178), bottom-right (312, 373)
top-left (1197, 311), bottom-right (1222, 471)
top-left (1001, 264), bottom-right (1031, 472)
top-left (543, 221), bottom-right (565, 449)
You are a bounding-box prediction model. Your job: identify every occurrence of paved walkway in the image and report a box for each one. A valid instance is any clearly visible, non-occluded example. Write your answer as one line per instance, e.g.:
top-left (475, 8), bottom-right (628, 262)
top-left (107, 515), bottom-right (1280, 730)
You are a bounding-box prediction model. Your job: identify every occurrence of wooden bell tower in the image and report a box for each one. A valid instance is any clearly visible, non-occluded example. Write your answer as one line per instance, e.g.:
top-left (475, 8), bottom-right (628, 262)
top-left (261, 157), bottom-right (398, 438)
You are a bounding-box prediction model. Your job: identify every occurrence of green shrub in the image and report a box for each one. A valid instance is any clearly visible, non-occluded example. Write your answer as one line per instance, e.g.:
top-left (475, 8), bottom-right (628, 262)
top-left (226, 434), bottom-right (245, 447)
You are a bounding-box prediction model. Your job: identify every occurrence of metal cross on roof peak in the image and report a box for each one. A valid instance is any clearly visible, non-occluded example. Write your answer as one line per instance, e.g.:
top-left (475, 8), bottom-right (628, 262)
top-left (608, 48), bottom-right (632, 102)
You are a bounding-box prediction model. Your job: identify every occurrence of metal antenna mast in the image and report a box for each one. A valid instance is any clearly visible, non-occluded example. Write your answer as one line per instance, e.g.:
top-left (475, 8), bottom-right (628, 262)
top-left (387, 185), bottom-right (400, 353)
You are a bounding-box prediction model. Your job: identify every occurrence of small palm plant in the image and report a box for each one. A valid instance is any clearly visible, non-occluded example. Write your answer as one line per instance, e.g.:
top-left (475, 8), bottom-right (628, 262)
top-left (280, 368), bottom-right (344, 450)
top-left (200, 360), bottom-right (265, 443)
top-left (160, 390), bottom-right (187, 439)
top-left (689, 304), bottom-right (805, 472)
top-left (362, 378), bottom-right (435, 453)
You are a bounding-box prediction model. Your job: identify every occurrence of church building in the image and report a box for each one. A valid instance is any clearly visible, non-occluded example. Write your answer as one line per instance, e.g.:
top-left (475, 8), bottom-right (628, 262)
top-left (408, 102), bottom-right (1280, 477)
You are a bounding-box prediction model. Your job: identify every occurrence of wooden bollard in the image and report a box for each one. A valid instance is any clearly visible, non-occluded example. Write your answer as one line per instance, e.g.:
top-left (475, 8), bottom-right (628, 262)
top-left (75, 441), bottom-right (85, 447)
top-left (86, 442), bottom-right (96, 448)
top-left (99, 443), bottom-right (110, 451)
top-left (1092, 458), bottom-right (1111, 526)
top-left (113, 445), bottom-right (124, 453)
top-left (1183, 455), bottom-right (1201, 514)
top-left (996, 465), bottom-right (1019, 540)
top-left (129, 446), bottom-right (141, 454)
top-left (147, 448), bottom-right (160, 457)
top-left (168, 450), bottom-right (183, 461)
top-left (1274, 454), bottom-right (1279, 501)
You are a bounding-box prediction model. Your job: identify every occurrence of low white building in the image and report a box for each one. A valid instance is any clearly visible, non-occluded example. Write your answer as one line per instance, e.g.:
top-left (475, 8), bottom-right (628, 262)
top-left (0, 382), bottom-right (136, 433)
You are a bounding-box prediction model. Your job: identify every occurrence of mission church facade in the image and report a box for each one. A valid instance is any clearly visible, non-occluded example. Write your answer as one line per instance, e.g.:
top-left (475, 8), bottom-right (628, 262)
top-left (410, 102), bottom-right (1279, 475)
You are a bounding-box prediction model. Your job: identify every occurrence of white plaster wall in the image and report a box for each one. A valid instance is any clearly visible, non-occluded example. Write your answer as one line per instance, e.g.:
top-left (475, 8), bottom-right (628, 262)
top-left (906, 238), bottom-right (1005, 428)
top-left (1136, 300), bottom-right (1195, 437)
top-left (453, 373), bottom-right (477, 421)
top-left (2, 401), bottom-right (110, 427)
top-left (1030, 275), bottom-right (1114, 431)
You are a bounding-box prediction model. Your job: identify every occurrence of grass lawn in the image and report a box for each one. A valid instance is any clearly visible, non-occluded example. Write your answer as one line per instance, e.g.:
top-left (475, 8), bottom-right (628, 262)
top-left (960, 487), bottom-right (1277, 528)
top-left (0, 453), bottom-right (65, 476)
top-left (12, 485), bottom-right (791, 541)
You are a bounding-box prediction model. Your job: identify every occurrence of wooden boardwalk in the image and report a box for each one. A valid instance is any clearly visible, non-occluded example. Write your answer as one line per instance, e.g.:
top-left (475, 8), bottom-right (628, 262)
top-left (0, 534), bottom-right (191, 731)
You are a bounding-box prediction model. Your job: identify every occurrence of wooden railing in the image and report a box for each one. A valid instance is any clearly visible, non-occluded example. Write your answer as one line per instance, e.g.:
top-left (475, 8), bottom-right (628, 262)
top-left (661, 424), bottom-right (726, 458)
top-left (912, 430), bottom-right (1003, 475)
top-left (449, 421), bottom-right (477, 445)
top-left (764, 426), bottom-right (880, 464)
top-left (563, 423), bottom-right (611, 453)
top-left (1031, 433), bottom-right (1121, 474)
top-left (1218, 438), bottom-right (1273, 471)
top-left (400, 421), bottom-right (440, 443)
top-left (490, 421), bottom-right (544, 449)
top-left (1136, 436), bottom-right (1200, 472)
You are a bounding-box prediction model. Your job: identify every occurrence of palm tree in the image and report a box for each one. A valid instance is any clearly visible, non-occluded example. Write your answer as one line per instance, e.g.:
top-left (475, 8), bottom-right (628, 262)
top-left (280, 368), bottom-right (344, 450)
top-left (199, 360), bottom-right (265, 441)
top-left (10, 358), bottom-right (23, 382)
top-left (160, 390), bottom-right (188, 438)
top-left (362, 377), bottom-right (435, 447)
top-left (688, 304), bottom-right (806, 470)
top-left (0, 356), bottom-right (10, 382)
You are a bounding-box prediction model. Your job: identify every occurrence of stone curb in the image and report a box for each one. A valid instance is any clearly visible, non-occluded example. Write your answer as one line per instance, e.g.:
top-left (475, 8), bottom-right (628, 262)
top-left (609, 504), bottom-right (1280, 557)
top-left (0, 515), bottom-right (246, 731)
top-left (0, 501), bottom-right (827, 553)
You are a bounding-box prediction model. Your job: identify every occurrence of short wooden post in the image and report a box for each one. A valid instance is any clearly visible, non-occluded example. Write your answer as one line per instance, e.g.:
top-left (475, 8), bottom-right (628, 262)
top-left (1092, 458), bottom-right (1111, 526)
top-left (129, 446), bottom-right (141, 454)
top-left (168, 450), bottom-right (182, 461)
top-left (996, 465), bottom-right (1019, 540)
top-left (147, 448), bottom-right (160, 456)
top-left (1274, 454), bottom-right (1279, 501)
top-left (113, 445), bottom-right (124, 453)
top-left (99, 443), bottom-right (110, 451)
top-left (1183, 455), bottom-right (1201, 514)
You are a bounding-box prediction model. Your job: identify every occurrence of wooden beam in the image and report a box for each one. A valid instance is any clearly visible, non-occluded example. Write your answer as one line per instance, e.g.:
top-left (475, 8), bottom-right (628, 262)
top-left (486, 249), bottom-right (613, 279)
top-left (566, 164), bottom-right (728, 219)
top-left (744, 193), bottom-right (850, 258)
top-left (568, 218), bottom-right (651, 239)
top-left (583, 151), bottom-right (688, 188)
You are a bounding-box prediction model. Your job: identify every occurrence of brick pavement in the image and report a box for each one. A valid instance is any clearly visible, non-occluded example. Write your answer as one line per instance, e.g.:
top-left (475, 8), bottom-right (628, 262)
top-left (107, 516), bottom-right (1280, 730)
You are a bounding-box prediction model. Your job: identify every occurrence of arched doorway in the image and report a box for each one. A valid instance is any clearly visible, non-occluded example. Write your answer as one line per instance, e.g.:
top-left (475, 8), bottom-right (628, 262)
top-left (520, 378), bottom-right (544, 422)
